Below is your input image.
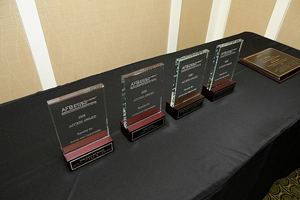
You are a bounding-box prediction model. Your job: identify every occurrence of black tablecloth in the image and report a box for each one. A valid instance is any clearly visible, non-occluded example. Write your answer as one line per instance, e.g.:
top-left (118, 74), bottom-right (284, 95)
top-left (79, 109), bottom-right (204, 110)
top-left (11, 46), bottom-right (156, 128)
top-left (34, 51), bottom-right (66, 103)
top-left (1, 32), bottom-right (300, 200)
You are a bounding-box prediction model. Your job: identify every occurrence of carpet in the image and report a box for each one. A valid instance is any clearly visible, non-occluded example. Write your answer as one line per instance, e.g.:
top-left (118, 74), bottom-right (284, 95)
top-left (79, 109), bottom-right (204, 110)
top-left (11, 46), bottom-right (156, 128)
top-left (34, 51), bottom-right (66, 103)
top-left (263, 168), bottom-right (300, 200)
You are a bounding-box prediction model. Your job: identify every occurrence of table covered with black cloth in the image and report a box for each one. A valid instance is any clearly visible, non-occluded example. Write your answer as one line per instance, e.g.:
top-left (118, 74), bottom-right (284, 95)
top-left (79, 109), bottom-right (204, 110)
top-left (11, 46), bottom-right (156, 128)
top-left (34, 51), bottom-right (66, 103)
top-left (1, 32), bottom-right (300, 200)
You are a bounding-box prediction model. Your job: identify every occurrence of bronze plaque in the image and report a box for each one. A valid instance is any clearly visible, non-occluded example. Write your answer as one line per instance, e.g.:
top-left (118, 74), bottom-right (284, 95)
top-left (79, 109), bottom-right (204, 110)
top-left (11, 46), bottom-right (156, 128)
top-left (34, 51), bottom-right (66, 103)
top-left (239, 48), bottom-right (300, 82)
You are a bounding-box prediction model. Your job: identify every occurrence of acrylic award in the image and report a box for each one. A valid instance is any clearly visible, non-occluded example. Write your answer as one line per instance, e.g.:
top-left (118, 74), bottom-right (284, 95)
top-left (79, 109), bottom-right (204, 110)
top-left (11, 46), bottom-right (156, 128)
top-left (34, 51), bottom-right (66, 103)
top-left (202, 39), bottom-right (243, 101)
top-left (47, 84), bottom-right (113, 171)
top-left (166, 50), bottom-right (209, 119)
top-left (120, 63), bottom-right (165, 142)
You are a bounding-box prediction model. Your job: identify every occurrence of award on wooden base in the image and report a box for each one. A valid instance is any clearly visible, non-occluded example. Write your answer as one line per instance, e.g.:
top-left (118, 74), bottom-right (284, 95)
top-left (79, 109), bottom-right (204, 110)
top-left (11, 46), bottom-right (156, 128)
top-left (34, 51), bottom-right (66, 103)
top-left (202, 39), bottom-right (243, 101)
top-left (47, 84), bottom-right (113, 171)
top-left (166, 50), bottom-right (209, 119)
top-left (120, 63), bottom-right (165, 142)
top-left (239, 48), bottom-right (300, 82)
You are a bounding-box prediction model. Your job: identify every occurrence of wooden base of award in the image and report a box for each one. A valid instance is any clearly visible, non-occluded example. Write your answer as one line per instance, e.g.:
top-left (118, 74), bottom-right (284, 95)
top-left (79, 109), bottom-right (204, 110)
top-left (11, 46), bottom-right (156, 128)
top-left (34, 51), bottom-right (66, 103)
top-left (120, 112), bottom-right (165, 142)
top-left (166, 94), bottom-right (204, 120)
top-left (63, 131), bottom-right (114, 171)
top-left (202, 80), bottom-right (236, 102)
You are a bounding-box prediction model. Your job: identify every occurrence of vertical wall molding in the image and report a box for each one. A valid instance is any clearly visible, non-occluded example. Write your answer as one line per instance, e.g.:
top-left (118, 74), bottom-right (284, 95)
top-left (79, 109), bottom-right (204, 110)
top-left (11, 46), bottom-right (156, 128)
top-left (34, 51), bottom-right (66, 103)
top-left (205, 0), bottom-right (232, 43)
top-left (265, 0), bottom-right (292, 40)
top-left (15, 0), bottom-right (57, 90)
top-left (167, 0), bottom-right (182, 53)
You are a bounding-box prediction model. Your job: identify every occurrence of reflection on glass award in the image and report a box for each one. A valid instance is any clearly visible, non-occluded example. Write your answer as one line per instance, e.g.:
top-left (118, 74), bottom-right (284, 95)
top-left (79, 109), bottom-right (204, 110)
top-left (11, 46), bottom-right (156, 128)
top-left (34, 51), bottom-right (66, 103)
top-left (120, 63), bottom-right (165, 142)
top-left (47, 84), bottom-right (113, 171)
top-left (166, 50), bottom-right (209, 119)
top-left (202, 39), bottom-right (243, 101)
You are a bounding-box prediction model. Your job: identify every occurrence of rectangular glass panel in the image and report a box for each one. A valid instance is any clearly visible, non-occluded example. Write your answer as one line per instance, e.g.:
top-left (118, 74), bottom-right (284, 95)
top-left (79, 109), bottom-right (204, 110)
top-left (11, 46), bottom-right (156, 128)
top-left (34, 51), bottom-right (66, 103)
top-left (121, 63), bottom-right (164, 128)
top-left (170, 49), bottom-right (209, 107)
top-left (47, 84), bottom-right (109, 154)
top-left (207, 39), bottom-right (243, 90)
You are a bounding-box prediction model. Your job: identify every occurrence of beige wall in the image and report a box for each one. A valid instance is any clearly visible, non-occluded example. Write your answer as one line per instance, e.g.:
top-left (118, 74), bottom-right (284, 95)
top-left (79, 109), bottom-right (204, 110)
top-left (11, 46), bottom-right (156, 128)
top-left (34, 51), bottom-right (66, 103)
top-left (224, 0), bottom-right (276, 37)
top-left (35, 0), bottom-right (171, 86)
top-left (177, 0), bottom-right (212, 51)
top-left (277, 0), bottom-right (300, 50)
top-left (1, 0), bottom-right (300, 104)
top-left (0, 0), bottom-right (42, 104)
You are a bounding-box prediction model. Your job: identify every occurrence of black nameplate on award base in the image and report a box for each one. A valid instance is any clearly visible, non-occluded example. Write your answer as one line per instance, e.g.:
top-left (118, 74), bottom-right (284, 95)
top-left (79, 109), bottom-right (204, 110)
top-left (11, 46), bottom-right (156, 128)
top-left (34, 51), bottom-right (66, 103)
top-left (65, 136), bottom-right (114, 171)
top-left (166, 94), bottom-right (204, 120)
top-left (120, 112), bottom-right (165, 142)
top-left (202, 80), bottom-right (236, 102)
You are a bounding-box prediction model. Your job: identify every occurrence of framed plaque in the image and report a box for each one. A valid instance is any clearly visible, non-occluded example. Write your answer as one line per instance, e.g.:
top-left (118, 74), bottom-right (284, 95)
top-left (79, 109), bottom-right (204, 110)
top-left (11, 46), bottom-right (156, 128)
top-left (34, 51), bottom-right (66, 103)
top-left (166, 49), bottom-right (209, 119)
top-left (120, 63), bottom-right (165, 142)
top-left (202, 39), bottom-right (244, 101)
top-left (47, 84), bottom-right (113, 171)
top-left (239, 48), bottom-right (300, 82)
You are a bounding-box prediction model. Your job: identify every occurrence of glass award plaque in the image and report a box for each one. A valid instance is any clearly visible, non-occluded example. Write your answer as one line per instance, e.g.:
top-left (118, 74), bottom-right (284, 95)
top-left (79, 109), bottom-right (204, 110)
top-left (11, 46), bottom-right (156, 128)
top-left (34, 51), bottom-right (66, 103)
top-left (47, 84), bottom-right (113, 171)
top-left (202, 39), bottom-right (243, 101)
top-left (239, 48), bottom-right (300, 82)
top-left (166, 50), bottom-right (209, 119)
top-left (120, 63), bottom-right (165, 142)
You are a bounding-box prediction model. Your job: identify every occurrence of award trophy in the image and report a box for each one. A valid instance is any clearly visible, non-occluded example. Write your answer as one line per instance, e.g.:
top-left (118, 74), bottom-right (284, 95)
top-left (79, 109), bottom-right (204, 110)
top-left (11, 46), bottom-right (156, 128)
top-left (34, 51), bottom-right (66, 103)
top-left (239, 48), bottom-right (300, 82)
top-left (120, 63), bottom-right (165, 142)
top-left (47, 84), bottom-right (113, 171)
top-left (166, 50), bottom-right (209, 119)
top-left (202, 39), bottom-right (243, 101)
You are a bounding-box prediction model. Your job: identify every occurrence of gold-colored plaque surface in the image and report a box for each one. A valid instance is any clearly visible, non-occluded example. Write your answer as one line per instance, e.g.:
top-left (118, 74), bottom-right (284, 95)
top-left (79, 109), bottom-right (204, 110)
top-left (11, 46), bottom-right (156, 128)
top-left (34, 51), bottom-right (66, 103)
top-left (239, 48), bottom-right (300, 82)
